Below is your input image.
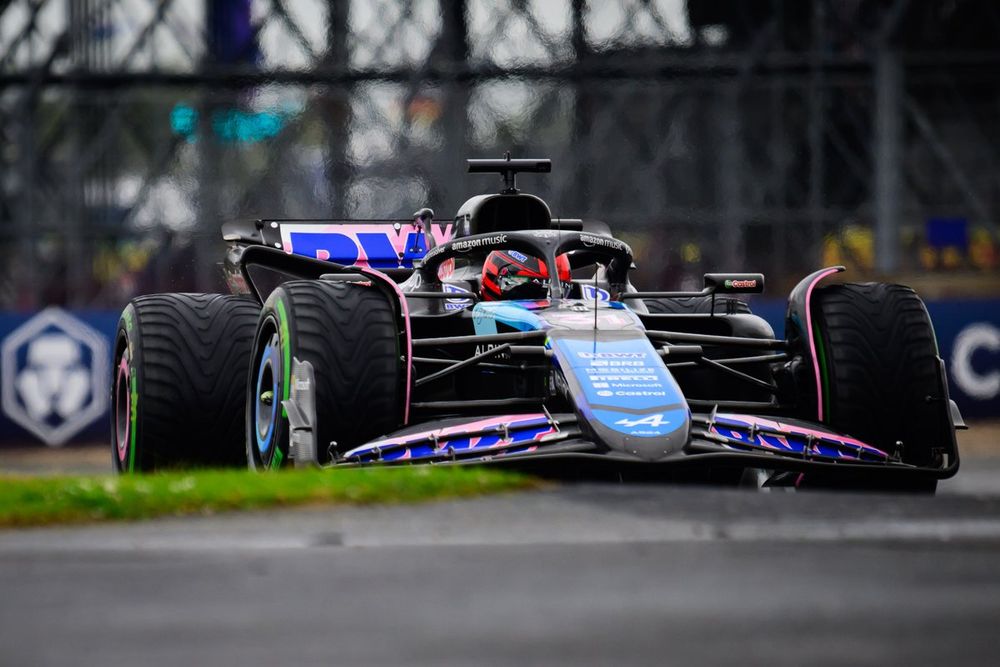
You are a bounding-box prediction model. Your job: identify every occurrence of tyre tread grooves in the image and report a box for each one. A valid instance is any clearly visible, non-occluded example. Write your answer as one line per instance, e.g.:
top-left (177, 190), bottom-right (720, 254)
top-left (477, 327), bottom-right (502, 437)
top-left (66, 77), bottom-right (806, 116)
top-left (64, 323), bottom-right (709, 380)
top-left (813, 282), bottom-right (945, 467)
top-left (127, 293), bottom-right (260, 469)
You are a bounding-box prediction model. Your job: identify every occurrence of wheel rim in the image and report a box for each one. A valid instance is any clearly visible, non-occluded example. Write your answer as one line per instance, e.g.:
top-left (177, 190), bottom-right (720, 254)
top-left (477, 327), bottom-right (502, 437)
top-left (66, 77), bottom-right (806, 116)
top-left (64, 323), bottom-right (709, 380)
top-left (114, 348), bottom-right (131, 467)
top-left (250, 318), bottom-right (282, 467)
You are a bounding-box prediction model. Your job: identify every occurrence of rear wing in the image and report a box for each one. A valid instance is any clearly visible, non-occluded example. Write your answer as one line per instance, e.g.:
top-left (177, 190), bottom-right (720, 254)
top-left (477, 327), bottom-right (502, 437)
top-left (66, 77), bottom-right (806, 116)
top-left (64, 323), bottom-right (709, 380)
top-left (222, 216), bottom-right (455, 270)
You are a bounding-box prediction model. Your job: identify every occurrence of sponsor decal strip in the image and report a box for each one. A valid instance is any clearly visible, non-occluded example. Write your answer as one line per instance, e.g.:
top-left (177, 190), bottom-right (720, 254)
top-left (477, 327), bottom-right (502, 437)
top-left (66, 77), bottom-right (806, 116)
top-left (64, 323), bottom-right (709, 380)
top-left (554, 337), bottom-right (688, 438)
top-left (449, 234), bottom-right (509, 252)
top-left (280, 223), bottom-right (454, 268)
top-left (578, 233), bottom-right (630, 254)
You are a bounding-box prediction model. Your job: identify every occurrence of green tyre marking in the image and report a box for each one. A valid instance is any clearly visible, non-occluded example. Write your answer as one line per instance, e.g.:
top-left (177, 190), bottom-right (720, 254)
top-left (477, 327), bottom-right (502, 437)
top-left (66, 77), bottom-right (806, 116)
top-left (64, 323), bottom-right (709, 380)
top-left (120, 306), bottom-right (137, 473)
top-left (129, 365), bottom-right (138, 473)
top-left (275, 298), bottom-right (291, 419)
top-left (271, 447), bottom-right (284, 470)
top-left (812, 319), bottom-right (831, 422)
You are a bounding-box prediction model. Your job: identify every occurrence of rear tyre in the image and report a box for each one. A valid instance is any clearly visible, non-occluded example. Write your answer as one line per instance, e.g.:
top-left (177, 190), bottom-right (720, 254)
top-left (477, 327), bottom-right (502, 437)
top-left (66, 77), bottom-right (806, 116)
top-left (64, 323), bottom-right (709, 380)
top-left (111, 294), bottom-right (260, 473)
top-left (645, 295), bottom-right (751, 314)
top-left (812, 282), bottom-right (946, 491)
top-left (246, 280), bottom-right (405, 470)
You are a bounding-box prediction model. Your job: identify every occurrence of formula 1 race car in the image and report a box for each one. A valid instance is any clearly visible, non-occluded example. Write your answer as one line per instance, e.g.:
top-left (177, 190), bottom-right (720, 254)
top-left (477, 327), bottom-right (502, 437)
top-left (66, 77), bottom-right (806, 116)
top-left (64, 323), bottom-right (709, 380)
top-left (111, 158), bottom-right (963, 491)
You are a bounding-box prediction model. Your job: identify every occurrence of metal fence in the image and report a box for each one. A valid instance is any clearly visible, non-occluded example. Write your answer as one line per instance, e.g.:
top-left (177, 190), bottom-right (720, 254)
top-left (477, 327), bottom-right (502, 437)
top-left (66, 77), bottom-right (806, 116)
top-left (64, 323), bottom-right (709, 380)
top-left (2, 0), bottom-right (998, 308)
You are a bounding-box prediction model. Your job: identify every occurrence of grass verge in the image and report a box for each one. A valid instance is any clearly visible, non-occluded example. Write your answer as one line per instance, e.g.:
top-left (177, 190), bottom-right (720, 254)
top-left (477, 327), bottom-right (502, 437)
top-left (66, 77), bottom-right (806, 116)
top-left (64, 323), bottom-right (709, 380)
top-left (0, 467), bottom-right (536, 528)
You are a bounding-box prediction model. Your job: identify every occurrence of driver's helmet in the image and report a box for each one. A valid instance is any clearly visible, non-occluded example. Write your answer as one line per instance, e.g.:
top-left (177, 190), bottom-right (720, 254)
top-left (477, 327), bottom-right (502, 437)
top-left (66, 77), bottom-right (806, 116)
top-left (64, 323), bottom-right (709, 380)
top-left (481, 250), bottom-right (571, 301)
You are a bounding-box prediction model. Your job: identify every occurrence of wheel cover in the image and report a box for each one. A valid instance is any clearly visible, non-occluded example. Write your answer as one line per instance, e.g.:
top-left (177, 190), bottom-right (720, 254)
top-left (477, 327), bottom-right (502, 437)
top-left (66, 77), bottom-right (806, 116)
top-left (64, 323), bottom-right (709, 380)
top-left (255, 332), bottom-right (280, 457)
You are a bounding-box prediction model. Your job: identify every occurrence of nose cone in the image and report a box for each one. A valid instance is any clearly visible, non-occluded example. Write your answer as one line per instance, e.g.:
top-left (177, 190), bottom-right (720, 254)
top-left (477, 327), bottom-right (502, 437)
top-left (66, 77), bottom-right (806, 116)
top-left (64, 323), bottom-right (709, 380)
top-left (592, 407), bottom-right (691, 461)
top-left (548, 331), bottom-right (691, 462)
top-left (624, 434), bottom-right (689, 461)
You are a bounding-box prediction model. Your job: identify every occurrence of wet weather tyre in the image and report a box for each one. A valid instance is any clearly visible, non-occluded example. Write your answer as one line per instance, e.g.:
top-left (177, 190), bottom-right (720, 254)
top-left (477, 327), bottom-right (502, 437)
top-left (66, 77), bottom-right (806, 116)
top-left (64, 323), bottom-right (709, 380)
top-left (645, 296), bottom-right (751, 314)
top-left (811, 282), bottom-right (947, 489)
top-left (246, 280), bottom-right (404, 470)
top-left (111, 294), bottom-right (261, 473)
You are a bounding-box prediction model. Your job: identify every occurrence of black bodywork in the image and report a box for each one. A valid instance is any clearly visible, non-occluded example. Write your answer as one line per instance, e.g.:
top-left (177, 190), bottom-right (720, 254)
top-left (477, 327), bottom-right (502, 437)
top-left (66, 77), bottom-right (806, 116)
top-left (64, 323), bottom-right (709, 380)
top-left (221, 159), bottom-right (962, 488)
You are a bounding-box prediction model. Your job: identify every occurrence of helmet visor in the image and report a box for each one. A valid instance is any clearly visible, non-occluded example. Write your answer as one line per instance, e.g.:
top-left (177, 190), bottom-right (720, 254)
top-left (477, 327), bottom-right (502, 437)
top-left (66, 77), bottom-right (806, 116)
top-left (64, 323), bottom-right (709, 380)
top-left (498, 274), bottom-right (549, 300)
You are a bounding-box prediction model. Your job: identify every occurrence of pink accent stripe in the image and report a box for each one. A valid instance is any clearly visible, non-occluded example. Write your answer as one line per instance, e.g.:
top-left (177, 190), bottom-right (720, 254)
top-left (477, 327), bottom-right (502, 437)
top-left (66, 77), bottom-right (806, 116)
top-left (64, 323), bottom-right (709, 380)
top-left (715, 413), bottom-right (888, 458)
top-left (805, 267), bottom-right (842, 421)
top-left (115, 352), bottom-right (129, 463)
top-left (347, 413), bottom-right (548, 455)
top-left (360, 268), bottom-right (413, 425)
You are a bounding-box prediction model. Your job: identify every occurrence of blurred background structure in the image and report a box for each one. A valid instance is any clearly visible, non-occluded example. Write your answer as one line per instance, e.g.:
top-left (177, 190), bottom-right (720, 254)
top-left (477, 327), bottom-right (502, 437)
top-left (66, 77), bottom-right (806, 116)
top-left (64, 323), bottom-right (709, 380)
top-left (0, 0), bottom-right (998, 448)
top-left (1, 0), bottom-right (998, 307)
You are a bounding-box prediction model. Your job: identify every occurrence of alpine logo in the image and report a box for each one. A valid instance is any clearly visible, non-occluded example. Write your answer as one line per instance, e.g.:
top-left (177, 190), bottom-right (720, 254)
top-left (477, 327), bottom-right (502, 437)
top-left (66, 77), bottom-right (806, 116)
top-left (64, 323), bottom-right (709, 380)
top-left (614, 413), bottom-right (670, 428)
top-left (474, 343), bottom-right (511, 358)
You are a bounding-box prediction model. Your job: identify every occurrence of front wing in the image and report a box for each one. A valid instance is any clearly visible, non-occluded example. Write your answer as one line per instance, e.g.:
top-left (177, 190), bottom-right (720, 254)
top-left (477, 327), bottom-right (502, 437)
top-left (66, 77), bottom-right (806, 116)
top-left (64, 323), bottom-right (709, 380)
top-left (283, 359), bottom-right (957, 486)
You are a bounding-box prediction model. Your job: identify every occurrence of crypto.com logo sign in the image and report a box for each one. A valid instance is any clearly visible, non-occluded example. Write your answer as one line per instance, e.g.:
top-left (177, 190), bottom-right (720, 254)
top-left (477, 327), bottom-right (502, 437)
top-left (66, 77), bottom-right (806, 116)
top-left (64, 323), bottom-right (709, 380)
top-left (1, 308), bottom-right (109, 446)
top-left (951, 323), bottom-right (1000, 401)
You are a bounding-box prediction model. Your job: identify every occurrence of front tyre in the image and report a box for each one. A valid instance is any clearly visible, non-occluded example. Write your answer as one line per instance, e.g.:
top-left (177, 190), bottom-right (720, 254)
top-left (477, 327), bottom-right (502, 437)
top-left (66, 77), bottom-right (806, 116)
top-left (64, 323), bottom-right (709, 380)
top-left (247, 280), bottom-right (405, 470)
top-left (112, 294), bottom-right (260, 473)
top-left (811, 282), bottom-right (948, 491)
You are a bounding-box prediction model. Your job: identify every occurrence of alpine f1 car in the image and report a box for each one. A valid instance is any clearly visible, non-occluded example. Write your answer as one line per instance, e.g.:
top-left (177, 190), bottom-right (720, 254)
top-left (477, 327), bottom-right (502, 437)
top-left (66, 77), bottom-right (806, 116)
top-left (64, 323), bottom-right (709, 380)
top-left (112, 158), bottom-right (964, 491)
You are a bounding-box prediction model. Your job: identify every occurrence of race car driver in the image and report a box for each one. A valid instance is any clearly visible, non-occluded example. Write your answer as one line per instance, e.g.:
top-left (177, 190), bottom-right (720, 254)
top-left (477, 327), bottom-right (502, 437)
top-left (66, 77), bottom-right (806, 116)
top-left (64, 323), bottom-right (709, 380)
top-left (480, 250), bottom-right (571, 301)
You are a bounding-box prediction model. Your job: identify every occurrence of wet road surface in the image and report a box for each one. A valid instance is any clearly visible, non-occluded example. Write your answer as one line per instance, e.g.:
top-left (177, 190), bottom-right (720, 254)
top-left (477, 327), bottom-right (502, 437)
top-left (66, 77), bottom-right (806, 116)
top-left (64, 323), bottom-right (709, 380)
top-left (2, 459), bottom-right (1000, 666)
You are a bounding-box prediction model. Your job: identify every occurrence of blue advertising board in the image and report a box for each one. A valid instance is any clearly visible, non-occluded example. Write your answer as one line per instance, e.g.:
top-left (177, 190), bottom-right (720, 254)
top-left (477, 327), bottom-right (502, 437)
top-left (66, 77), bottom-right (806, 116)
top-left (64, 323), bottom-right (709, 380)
top-left (0, 299), bottom-right (996, 448)
top-left (0, 309), bottom-right (120, 447)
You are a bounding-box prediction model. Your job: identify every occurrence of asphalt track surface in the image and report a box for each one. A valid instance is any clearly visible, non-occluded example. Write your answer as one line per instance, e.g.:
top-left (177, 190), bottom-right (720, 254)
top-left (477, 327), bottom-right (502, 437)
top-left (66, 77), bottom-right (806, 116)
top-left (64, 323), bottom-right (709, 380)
top-left (2, 456), bottom-right (1000, 667)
